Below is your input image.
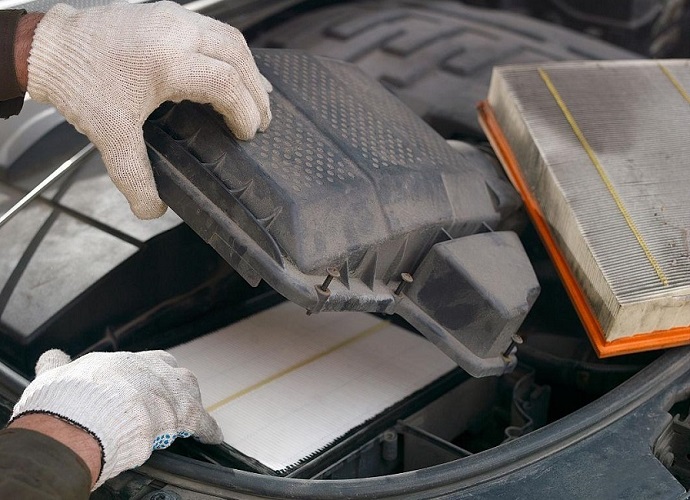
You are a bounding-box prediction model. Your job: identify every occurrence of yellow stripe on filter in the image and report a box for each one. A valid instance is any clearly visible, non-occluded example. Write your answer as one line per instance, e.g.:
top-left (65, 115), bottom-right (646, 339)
top-left (205, 320), bottom-right (390, 413)
top-left (537, 67), bottom-right (669, 286)
top-left (658, 63), bottom-right (690, 105)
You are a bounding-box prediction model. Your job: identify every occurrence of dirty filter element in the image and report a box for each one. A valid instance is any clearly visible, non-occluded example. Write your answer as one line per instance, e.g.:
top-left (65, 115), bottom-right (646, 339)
top-left (479, 59), bottom-right (690, 356)
top-left (145, 49), bottom-right (540, 378)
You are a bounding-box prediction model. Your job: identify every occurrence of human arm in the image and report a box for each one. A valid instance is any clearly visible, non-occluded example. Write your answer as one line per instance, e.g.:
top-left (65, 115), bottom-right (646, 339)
top-left (5, 349), bottom-right (222, 492)
top-left (0, 424), bottom-right (93, 499)
top-left (0, 11), bottom-right (42, 115)
top-left (0, 10), bottom-right (37, 118)
top-left (9, 413), bottom-right (101, 487)
top-left (13, 12), bottom-right (43, 93)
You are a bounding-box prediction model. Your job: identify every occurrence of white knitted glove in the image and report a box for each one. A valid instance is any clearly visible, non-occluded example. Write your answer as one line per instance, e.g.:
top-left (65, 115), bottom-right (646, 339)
top-left (27, 1), bottom-right (272, 219)
top-left (11, 350), bottom-right (223, 489)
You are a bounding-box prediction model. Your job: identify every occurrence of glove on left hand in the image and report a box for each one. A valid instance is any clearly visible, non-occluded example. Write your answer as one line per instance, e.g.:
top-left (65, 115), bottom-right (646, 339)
top-left (11, 349), bottom-right (223, 489)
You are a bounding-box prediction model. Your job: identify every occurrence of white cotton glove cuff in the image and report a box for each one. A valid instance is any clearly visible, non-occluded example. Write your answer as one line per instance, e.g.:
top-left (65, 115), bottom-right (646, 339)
top-left (27, 2), bottom-right (271, 219)
top-left (11, 350), bottom-right (223, 490)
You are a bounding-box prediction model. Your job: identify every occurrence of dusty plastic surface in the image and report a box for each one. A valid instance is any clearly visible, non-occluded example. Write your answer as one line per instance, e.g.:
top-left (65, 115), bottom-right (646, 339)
top-left (144, 49), bottom-right (540, 377)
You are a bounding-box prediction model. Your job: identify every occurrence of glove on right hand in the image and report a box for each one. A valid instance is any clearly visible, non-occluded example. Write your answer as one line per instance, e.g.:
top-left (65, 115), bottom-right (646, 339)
top-left (27, 1), bottom-right (272, 219)
top-left (11, 350), bottom-right (223, 489)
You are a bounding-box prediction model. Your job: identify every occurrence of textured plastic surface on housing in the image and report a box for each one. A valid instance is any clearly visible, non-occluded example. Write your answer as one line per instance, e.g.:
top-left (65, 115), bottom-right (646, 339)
top-left (144, 49), bottom-right (539, 377)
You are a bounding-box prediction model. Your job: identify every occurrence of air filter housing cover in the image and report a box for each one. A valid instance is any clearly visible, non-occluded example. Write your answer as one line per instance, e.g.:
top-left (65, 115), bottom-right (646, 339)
top-left (144, 49), bottom-right (539, 377)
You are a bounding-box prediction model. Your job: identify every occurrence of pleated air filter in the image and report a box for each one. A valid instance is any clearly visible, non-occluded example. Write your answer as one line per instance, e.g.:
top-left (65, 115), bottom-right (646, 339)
top-left (478, 60), bottom-right (690, 356)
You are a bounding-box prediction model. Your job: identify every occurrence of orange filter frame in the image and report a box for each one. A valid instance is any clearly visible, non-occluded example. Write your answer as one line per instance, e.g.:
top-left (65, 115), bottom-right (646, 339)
top-left (477, 100), bottom-right (690, 357)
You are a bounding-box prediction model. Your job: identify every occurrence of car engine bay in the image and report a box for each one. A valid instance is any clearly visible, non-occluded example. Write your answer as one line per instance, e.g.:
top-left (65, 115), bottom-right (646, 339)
top-left (0, 0), bottom-right (689, 498)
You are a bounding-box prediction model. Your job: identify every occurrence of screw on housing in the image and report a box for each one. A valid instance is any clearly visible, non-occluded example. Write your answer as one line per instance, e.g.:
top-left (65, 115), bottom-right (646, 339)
top-left (320, 267), bottom-right (341, 292)
top-left (394, 273), bottom-right (414, 295)
top-left (503, 334), bottom-right (523, 357)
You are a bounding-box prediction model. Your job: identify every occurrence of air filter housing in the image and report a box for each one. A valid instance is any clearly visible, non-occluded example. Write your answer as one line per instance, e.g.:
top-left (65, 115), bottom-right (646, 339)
top-left (144, 49), bottom-right (540, 377)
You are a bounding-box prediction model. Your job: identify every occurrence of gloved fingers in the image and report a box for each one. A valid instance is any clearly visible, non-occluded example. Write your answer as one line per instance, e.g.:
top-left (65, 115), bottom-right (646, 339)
top-left (166, 367), bottom-right (223, 443)
top-left (199, 25), bottom-right (271, 131)
top-left (194, 410), bottom-right (224, 444)
top-left (260, 74), bottom-right (273, 94)
top-left (135, 350), bottom-right (179, 369)
top-left (152, 430), bottom-right (191, 450)
top-left (152, 413), bottom-right (223, 449)
top-left (35, 349), bottom-right (72, 375)
top-left (169, 56), bottom-right (262, 140)
top-left (99, 128), bottom-right (168, 219)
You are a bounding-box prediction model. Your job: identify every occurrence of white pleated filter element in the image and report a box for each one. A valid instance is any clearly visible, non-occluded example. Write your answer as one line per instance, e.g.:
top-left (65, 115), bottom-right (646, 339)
top-left (168, 302), bottom-right (456, 473)
top-left (488, 59), bottom-right (690, 341)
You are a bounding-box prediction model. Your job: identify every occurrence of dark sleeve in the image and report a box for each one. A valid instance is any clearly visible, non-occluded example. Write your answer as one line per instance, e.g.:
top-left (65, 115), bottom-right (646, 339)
top-left (0, 10), bottom-right (27, 119)
top-left (0, 427), bottom-right (91, 499)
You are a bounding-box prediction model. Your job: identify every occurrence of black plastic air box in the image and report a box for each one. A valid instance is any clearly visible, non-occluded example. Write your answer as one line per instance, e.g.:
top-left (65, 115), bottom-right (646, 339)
top-left (144, 50), bottom-right (539, 377)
